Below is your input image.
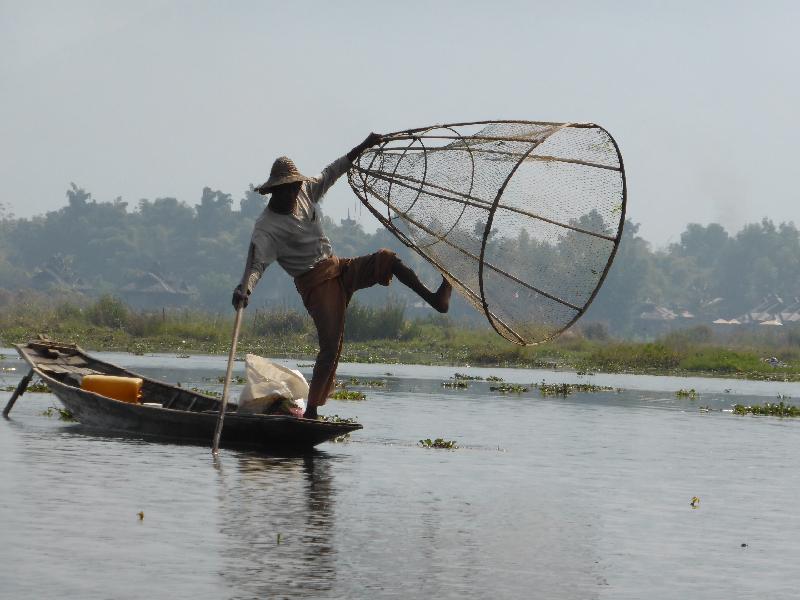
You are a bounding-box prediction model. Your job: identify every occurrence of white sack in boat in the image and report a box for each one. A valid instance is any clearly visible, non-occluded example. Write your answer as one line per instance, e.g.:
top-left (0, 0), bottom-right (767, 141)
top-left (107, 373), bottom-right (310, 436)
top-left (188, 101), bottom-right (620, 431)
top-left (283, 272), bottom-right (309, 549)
top-left (238, 354), bottom-right (307, 415)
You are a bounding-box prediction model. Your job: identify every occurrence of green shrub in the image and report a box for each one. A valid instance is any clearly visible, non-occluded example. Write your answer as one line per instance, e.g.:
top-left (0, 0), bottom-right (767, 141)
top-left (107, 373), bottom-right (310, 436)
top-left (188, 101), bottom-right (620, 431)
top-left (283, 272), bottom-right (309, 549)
top-left (345, 300), bottom-right (405, 341)
top-left (582, 322), bottom-right (610, 341)
top-left (124, 311), bottom-right (166, 337)
top-left (587, 342), bottom-right (682, 370)
top-left (677, 348), bottom-right (762, 373)
top-left (55, 302), bottom-right (84, 323)
top-left (661, 325), bottom-right (713, 348)
top-left (250, 308), bottom-right (310, 336)
top-left (86, 295), bottom-right (129, 329)
top-left (787, 326), bottom-right (800, 348)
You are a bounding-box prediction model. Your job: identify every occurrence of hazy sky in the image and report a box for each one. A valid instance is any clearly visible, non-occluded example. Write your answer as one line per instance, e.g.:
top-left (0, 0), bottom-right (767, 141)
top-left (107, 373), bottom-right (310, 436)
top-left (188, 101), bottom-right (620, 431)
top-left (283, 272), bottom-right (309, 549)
top-left (2, 0), bottom-right (797, 247)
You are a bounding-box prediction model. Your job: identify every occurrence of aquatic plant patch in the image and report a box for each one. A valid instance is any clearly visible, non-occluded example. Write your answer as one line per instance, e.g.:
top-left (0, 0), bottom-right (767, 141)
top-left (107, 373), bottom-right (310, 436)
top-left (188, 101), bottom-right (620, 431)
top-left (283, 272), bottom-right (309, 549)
top-left (330, 390), bottom-right (367, 401)
top-left (535, 382), bottom-right (613, 397)
top-left (40, 406), bottom-right (76, 421)
top-left (490, 383), bottom-right (529, 393)
top-left (733, 402), bottom-right (800, 417)
top-left (442, 381), bottom-right (469, 389)
top-left (337, 377), bottom-right (386, 388)
top-left (419, 438), bottom-right (458, 449)
top-left (675, 388), bottom-right (698, 399)
top-left (538, 382), bottom-right (572, 396)
top-left (2, 381), bottom-right (51, 393)
top-left (452, 373), bottom-right (483, 381)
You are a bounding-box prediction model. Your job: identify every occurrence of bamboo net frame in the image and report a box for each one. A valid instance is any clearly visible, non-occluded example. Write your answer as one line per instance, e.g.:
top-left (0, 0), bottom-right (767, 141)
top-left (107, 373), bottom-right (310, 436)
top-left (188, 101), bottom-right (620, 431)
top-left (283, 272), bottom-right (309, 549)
top-left (348, 120), bottom-right (626, 345)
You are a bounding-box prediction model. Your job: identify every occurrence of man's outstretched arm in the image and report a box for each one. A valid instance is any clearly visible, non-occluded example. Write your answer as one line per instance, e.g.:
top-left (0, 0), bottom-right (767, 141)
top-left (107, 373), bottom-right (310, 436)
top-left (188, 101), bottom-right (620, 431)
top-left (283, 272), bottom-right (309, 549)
top-left (307, 133), bottom-right (384, 204)
top-left (232, 230), bottom-right (276, 309)
top-left (346, 132), bottom-right (383, 162)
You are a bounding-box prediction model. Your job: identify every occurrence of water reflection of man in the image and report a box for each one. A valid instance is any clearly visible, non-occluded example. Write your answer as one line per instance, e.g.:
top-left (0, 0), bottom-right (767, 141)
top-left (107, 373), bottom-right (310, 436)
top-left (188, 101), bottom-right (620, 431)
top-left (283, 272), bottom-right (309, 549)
top-left (217, 453), bottom-right (337, 597)
top-left (233, 134), bottom-right (451, 419)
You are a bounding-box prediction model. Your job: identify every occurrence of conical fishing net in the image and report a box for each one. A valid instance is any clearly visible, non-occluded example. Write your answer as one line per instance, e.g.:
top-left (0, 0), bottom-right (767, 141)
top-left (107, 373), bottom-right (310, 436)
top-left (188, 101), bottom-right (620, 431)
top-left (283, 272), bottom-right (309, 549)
top-left (348, 120), bottom-right (626, 345)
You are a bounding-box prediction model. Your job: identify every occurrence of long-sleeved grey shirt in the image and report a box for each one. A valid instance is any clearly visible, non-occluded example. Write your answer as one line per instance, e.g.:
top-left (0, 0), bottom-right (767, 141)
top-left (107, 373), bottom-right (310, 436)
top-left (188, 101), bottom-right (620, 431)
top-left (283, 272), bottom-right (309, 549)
top-left (239, 155), bottom-right (351, 293)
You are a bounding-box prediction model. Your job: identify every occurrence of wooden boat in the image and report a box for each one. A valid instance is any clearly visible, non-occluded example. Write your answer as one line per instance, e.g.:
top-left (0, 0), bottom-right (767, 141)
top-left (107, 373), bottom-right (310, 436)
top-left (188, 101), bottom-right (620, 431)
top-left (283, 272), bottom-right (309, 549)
top-left (5, 339), bottom-right (362, 451)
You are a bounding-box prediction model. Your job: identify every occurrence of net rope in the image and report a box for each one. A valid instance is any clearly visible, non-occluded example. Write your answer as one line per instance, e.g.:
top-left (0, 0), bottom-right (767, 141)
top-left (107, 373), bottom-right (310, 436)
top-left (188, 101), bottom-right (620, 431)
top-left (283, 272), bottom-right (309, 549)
top-left (348, 120), bottom-right (626, 345)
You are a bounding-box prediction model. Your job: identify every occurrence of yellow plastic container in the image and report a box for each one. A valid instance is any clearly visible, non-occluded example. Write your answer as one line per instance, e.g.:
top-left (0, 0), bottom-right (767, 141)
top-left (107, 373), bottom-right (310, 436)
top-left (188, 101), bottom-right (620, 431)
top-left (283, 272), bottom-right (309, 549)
top-left (81, 375), bottom-right (143, 404)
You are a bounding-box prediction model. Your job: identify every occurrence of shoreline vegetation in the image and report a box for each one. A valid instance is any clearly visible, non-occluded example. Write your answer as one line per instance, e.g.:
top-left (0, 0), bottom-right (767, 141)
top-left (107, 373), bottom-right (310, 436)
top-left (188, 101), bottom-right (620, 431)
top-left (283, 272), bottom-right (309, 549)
top-left (2, 295), bottom-right (800, 382)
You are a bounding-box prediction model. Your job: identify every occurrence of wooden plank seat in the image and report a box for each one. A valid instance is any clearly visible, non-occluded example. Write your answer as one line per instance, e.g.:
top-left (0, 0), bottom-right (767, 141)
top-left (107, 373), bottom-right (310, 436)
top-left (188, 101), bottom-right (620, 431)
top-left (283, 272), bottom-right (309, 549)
top-left (38, 364), bottom-right (100, 377)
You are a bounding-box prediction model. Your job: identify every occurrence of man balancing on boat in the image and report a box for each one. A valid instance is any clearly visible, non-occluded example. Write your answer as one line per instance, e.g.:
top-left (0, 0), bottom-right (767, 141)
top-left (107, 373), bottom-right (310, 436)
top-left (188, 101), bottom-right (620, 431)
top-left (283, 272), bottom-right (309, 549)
top-left (232, 133), bottom-right (452, 420)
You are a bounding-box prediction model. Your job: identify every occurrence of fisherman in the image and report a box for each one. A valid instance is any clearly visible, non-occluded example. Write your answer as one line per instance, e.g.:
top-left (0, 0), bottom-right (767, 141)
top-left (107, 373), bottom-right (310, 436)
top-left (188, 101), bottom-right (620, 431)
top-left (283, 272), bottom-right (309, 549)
top-left (233, 133), bottom-right (452, 419)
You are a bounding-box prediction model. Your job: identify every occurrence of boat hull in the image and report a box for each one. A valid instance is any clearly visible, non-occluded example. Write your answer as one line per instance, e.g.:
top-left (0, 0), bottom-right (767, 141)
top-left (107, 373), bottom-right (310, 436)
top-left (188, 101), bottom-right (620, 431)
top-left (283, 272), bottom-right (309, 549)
top-left (15, 341), bottom-right (361, 451)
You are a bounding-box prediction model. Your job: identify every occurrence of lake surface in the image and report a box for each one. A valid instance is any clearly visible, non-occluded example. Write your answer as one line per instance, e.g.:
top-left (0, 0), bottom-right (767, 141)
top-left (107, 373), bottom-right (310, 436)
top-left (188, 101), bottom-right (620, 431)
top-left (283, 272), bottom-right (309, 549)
top-left (1, 348), bottom-right (799, 599)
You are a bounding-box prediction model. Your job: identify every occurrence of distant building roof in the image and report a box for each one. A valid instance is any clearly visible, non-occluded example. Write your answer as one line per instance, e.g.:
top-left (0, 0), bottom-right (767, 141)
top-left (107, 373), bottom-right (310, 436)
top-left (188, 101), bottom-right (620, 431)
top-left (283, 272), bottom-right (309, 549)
top-left (121, 272), bottom-right (194, 296)
top-left (760, 318), bottom-right (783, 326)
top-left (735, 293), bottom-right (791, 324)
top-left (639, 302), bottom-right (696, 322)
top-left (639, 305), bottom-right (677, 321)
top-left (30, 254), bottom-right (90, 292)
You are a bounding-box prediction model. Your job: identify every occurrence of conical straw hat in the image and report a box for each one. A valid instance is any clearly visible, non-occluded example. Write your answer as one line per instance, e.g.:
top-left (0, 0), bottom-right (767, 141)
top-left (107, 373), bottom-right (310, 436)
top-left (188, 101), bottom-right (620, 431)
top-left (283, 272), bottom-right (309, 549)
top-left (256, 156), bottom-right (311, 193)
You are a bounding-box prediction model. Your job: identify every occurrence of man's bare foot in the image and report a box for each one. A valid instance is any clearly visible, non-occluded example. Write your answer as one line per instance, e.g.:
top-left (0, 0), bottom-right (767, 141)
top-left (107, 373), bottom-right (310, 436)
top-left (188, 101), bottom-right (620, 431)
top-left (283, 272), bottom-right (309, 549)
top-left (431, 277), bottom-right (452, 313)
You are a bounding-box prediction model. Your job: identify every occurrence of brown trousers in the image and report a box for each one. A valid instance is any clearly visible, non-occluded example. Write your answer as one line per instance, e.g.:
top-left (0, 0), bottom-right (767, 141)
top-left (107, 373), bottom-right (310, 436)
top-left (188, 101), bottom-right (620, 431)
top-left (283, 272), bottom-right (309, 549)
top-left (294, 249), bottom-right (396, 409)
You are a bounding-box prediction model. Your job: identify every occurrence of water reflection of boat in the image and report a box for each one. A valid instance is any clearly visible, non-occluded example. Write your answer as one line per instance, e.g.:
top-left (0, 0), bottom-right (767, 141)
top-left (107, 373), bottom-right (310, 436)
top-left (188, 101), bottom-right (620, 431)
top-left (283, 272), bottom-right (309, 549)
top-left (6, 339), bottom-right (361, 450)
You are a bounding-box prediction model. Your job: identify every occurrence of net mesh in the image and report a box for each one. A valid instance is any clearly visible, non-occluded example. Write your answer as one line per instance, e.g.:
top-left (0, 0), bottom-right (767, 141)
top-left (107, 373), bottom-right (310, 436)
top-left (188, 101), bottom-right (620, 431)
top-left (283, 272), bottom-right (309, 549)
top-left (348, 120), bottom-right (626, 345)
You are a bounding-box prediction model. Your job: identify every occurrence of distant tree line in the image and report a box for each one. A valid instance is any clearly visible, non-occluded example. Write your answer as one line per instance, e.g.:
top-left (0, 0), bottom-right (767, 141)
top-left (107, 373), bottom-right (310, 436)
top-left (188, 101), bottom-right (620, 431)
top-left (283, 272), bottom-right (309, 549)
top-left (0, 185), bottom-right (798, 336)
top-left (0, 184), bottom-right (440, 314)
top-left (587, 219), bottom-right (800, 332)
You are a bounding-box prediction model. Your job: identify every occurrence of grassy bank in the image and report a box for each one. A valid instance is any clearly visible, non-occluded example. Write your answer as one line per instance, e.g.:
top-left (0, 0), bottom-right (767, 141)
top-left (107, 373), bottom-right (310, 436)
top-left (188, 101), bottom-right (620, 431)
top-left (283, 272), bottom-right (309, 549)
top-left (2, 294), bottom-right (800, 381)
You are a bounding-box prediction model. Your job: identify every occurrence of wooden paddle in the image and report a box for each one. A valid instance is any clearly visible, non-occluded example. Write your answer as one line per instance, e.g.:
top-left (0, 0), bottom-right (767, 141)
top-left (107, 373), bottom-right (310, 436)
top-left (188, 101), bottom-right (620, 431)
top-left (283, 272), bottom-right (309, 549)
top-left (3, 369), bottom-right (34, 418)
top-left (212, 307), bottom-right (244, 455)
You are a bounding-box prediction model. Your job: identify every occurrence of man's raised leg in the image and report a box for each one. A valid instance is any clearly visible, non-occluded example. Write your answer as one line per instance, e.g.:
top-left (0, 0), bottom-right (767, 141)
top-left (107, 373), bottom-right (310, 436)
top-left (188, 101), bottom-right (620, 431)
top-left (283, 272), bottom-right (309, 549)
top-left (391, 258), bottom-right (452, 313)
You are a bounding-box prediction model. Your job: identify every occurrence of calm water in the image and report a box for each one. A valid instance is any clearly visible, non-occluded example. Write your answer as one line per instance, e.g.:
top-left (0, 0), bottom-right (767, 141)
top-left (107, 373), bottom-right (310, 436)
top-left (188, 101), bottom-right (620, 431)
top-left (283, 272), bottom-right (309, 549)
top-left (1, 348), bottom-right (799, 599)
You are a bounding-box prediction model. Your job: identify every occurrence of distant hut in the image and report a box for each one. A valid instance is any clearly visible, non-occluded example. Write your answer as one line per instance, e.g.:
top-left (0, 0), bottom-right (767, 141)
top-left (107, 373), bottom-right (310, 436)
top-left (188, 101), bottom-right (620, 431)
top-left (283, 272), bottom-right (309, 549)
top-left (635, 299), bottom-right (698, 336)
top-left (760, 318), bottom-right (783, 327)
top-left (639, 302), bottom-right (677, 322)
top-left (30, 254), bottom-right (90, 293)
top-left (121, 270), bottom-right (195, 309)
top-left (779, 297), bottom-right (800, 324)
top-left (736, 294), bottom-right (785, 325)
top-left (637, 301), bottom-right (675, 336)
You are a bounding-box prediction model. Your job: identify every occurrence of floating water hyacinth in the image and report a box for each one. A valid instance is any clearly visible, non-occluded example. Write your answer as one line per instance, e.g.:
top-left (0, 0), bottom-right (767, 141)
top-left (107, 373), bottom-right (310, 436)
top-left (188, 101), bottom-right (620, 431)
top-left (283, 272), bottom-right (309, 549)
top-left (419, 438), bottom-right (458, 449)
